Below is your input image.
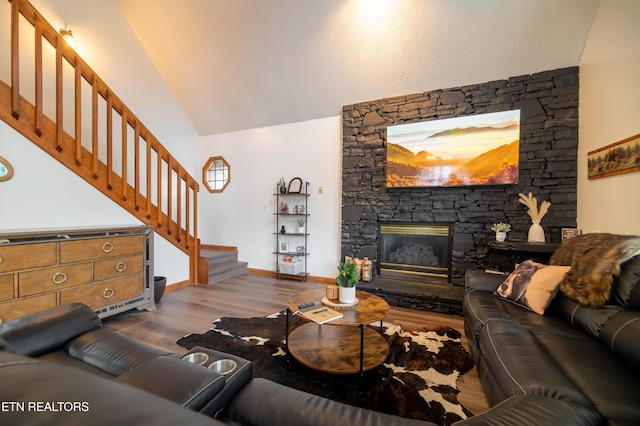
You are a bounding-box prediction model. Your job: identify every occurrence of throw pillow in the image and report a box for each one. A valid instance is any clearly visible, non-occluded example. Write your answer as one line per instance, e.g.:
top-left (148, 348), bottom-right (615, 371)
top-left (495, 260), bottom-right (571, 315)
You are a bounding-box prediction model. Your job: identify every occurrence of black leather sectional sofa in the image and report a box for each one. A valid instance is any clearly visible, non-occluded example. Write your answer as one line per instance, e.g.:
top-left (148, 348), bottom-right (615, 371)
top-left (463, 245), bottom-right (640, 425)
top-left (5, 232), bottom-right (639, 426)
top-left (0, 301), bottom-right (606, 425)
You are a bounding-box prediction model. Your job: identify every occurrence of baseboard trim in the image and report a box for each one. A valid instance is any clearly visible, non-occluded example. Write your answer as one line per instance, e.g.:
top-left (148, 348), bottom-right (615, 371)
top-left (166, 280), bottom-right (191, 291)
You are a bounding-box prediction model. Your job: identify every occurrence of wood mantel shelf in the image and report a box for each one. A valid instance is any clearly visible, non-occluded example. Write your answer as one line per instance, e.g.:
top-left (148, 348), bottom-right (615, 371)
top-left (488, 239), bottom-right (561, 254)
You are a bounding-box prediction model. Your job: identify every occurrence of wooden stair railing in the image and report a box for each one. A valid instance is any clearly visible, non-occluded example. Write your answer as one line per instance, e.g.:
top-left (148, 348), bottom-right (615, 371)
top-left (0, 0), bottom-right (200, 282)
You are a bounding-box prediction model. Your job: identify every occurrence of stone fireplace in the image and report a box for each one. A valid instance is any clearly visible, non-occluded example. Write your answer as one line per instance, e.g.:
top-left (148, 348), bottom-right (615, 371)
top-left (378, 222), bottom-right (452, 282)
top-left (341, 67), bottom-right (579, 288)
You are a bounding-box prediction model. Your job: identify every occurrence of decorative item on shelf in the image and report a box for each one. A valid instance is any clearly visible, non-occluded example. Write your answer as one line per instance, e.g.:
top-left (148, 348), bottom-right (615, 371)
top-left (296, 245), bottom-right (305, 254)
top-left (278, 177), bottom-right (287, 194)
top-left (361, 257), bottom-right (372, 282)
top-left (287, 177), bottom-right (303, 193)
top-left (297, 218), bottom-right (306, 234)
top-left (279, 255), bottom-right (303, 275)
top-left (335, 257), bottom-right (359, 304)
top-left (518, 192), bottom-right (551, 242)
top-left (562, 228), bottom-right (580, 242)
top-left (280, 225), bottom-right (286, 234)
top-left (279, 201), bottom-right (289, 213)
top-left (292, 204), bottom-right (305, 214)
top-left (279, 241), bottom-right (289, 253)
top-left (491, 222), bottom-right (511, 242)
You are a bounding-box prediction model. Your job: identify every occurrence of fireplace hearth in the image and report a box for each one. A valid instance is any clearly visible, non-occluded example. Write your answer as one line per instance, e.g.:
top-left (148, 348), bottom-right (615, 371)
top-left (377, 222), bottom-right (452, 283)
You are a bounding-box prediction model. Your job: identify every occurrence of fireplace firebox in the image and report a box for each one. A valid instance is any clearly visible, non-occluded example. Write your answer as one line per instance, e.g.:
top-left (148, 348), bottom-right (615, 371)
top-left (377, 222), bottom-right (452, 282)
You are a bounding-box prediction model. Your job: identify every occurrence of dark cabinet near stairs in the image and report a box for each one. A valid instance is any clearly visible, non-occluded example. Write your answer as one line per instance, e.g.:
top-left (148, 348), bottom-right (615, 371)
top-left (274, 181), bottom-right (309, 280)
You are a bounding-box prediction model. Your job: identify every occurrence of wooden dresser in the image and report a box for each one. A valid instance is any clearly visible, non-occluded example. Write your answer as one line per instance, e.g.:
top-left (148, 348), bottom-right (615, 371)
top-left (0, 226), bottom-right (155, 324)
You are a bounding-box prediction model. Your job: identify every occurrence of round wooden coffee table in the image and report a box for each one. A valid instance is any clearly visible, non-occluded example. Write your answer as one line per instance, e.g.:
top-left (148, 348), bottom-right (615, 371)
top-left (286, 288), bottom-right (390, 376)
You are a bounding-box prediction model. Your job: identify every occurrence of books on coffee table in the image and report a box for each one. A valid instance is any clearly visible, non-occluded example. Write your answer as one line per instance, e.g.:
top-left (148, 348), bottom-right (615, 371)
top-left (294, 306), bottom-right (343, 324)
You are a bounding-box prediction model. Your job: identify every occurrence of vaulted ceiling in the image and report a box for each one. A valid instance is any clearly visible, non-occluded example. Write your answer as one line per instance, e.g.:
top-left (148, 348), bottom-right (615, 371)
top-left (116, 0), bottom-right (600, 136)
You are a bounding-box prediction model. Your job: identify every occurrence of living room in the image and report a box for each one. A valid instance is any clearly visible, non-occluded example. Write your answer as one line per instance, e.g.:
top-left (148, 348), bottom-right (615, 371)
top-left (1, 0), bottom-right (639, 425)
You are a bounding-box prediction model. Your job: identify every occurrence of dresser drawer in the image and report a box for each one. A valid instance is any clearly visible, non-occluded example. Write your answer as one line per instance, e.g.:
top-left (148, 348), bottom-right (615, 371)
top-left (59, 274), bottom-right (144, 310)
top-left (0, 274), bottom-right (14, 302)
top-left (0, 293), bottom-right (57, 325)
top-left (59, 235), bottom-right (144, 262)
top-left (94, 255), bottom-right (144, 281)
top-left (0, 242), bottom-right (57, 273)
top-left (18, 263), bottom-right (93, 297)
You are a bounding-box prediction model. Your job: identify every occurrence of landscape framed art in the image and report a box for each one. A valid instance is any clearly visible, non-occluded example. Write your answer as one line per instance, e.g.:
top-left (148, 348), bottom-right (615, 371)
top-left (587, 133), bottom-right (640, 180)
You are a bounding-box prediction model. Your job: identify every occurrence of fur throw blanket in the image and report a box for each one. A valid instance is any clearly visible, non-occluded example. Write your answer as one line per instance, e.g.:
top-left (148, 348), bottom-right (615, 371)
top-left (550, 233), bottom-right (640, 306)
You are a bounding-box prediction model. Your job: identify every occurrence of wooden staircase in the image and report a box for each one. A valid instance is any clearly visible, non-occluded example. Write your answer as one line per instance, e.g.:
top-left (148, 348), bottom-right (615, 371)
top-left (199, 247), bottom-right (248, 284)
top-left (2, 0), bottom-right (201, 282)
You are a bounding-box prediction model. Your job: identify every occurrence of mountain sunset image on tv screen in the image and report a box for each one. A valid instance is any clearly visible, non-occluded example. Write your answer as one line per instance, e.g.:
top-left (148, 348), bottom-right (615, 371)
top-left (386, 110), bottom-right (520, 188)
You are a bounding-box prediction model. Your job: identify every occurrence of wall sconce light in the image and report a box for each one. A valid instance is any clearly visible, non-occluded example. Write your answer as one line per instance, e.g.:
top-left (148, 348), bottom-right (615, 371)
top-left (59, 28), bottom-right (77, 49)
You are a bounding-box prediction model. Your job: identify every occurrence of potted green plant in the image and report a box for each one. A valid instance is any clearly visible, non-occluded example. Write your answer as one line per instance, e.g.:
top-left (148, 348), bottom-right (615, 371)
top-left (296, 218), bottom-right (306, 234)
top-left (277, 177), bottom-right (286, 194)
top-left (491, 222), bottom-right (511, 241)
top-left (336, 258), bottom-right (359, 303)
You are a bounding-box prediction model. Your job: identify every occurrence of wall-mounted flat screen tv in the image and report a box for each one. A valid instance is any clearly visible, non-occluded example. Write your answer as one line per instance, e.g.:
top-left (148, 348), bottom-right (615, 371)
top-left (386, 109), bottom-right (520, 188)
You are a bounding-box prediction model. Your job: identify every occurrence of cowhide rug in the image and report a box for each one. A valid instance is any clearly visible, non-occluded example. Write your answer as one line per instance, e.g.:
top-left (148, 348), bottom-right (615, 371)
top-left (177, 311), bottom-right (474, 425)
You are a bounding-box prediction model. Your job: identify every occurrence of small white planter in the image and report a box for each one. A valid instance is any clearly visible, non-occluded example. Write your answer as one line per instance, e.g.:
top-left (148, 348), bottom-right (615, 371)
top-left (496, 232), bottom-right (506, 242)
top-left (338, 286), bottom-right (356, 304)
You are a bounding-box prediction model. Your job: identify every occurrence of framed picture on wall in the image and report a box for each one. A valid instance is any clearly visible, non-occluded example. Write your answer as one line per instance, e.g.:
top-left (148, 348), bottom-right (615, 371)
top-left (279, 241), bottom-right (289, 253)
top-left (587, 133), bottom-right (640, 180)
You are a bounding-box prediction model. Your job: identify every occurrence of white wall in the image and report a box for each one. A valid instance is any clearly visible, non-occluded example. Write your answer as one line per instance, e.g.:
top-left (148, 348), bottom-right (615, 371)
top-left (578, 0), bottom-right (640, 235)
top-left (199, 116), bottom-right (342, 279)
top-left (0, 0), bottom-right (197, 285)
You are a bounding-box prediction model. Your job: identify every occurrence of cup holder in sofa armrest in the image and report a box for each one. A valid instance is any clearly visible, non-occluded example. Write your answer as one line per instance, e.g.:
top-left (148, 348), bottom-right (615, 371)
top-left (180, 347), bottom-right (253, 417)
top-left (114, 356), bottom-right (225, 412)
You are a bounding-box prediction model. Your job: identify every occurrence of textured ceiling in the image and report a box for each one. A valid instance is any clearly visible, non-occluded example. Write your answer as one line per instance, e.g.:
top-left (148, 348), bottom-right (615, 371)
top-left (117, 0), bottom-right (600, 136)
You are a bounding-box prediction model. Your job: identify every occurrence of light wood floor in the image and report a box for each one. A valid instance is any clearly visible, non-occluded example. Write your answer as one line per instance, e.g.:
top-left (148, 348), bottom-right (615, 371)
top-left (103, 273), bottom-right (489, 416)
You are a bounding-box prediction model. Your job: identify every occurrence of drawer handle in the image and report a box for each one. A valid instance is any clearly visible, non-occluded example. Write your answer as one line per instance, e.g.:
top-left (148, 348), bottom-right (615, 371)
top-left (102, 288), bottom-right (115, 299)
top-left (52, 272), bottom-right (68, 285)
top-left (115, 262), bottom-right (127, 272)
top-left (102, 242), bottom-right (114, 253)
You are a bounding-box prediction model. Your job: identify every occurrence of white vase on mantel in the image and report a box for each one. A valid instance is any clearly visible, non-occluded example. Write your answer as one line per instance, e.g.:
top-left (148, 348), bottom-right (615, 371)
top-left (495, 232), bottom-right (507, 242)
top-left (528, 220), bottom-right (545, 242)
top-left (338, 286), bottom-right (356, 304)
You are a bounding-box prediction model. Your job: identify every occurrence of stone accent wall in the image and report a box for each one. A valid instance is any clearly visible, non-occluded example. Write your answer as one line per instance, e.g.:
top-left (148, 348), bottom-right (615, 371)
top-left (341, 67), bottom-right (579, 286)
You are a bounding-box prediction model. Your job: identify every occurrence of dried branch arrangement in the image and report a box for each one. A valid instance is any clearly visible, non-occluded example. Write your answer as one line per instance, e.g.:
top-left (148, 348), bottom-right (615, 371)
top-left (518, 192), bottom-right (551, 221)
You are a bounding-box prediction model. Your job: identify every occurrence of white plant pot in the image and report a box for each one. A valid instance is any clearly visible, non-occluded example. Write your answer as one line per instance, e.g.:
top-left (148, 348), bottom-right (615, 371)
top-left (496, 232), bottom-right (506, 242)
top-left (297, 227), bottom-right (305, 234)
top-left (338, 286), bottom-right (356, 304)
top-left (528, 220), bottom-right (545, 242)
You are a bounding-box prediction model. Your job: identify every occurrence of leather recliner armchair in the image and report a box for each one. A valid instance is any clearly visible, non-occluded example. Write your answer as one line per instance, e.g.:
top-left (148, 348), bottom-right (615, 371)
top-left (0, 302), bottom-right (241, 416)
